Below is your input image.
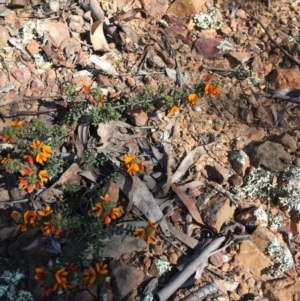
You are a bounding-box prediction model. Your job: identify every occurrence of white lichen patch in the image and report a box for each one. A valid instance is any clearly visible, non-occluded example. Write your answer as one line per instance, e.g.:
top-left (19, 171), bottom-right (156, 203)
top-left (232, 167), bottom-right (276, 199)
top-left (193, 8), bottom-right (223, 29)
top-left (230, 150), bottom-right (248, 165)
top-left (18, 21), bottom-right (44, 45)
top-left (216, 40), bottom-right (234, 52)
top-left (254, 208), bottom-right (268, 222)
top-left (155, 259), bottom-right (171, 275)
top-left (268, 215), bottom-right (285, 230)
top-left (267, 237), bottom-right (293, 276)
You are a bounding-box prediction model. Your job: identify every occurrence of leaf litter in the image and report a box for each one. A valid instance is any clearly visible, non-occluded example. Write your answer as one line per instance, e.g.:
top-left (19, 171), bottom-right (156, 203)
top-left (0, 0), bottom-right (299, 300)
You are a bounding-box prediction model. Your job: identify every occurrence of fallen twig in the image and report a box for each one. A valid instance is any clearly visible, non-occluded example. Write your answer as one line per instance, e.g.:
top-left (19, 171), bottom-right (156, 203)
top-left (180, 282), bottom-right (218, 301)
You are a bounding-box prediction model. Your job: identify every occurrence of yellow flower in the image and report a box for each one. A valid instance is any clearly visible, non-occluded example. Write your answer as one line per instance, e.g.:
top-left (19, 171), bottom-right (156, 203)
top-left (110, 207), bottom-right (120, 219)
top-left (43, 221), bottom-right (54, 235)
top-left (38, 170), bottom-right (49, 183)
top-left (42, 145), bottom-right (52, 157)
top-left (55, 267), bottom-right (68, 285)
top-left (170, 106), bottom-right (179, 116)
top-left (37, 205), bottom-right (53, 216)
top-left (10, 119), bottom-right (22, 127)
top-left (102, 215), bottom-right (111, 225)
top-left (133, 228), bottom-right (145, 239)
top-left (36, 152), bottom-right (48, 164)
top-left (92, 203), bottom-right (103, 217)
top-left (146, 233), bottom-right (156, 244)
top-left (127, 163), bottom-right (139, 176)
top-left (24, 210), bottom-right (37, 225)
top-left (30, 140), bottom-right (43, 149)
top-left (188, 94), bottom-right (199, 105)
top-left (100, 194), bottom-right (109, 203)
top-left (124, 153), bottom-right (135, 165)
top-left (84, 267), bottom-right (96, 286)
top-left (1, 153), bottom-right (10, 164)
top-left (96, 261), bottom-right (108, 275)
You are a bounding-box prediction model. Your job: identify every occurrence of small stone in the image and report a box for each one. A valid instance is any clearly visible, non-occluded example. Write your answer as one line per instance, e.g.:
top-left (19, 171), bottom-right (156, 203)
top-left (11, 67), bottom-right (31, 84)
top-left (151, 243), bottom-right (164, 255)
top-left (0, 25), bottom-right (9, 49)
top-left (235, 9), bottom-right (247, 19)
top-left (213, 163), bottom-right (229, 183)
top-left (254, 105), bottom-right (268, 120)
top-left (222, 262), bottom-right (230, 272)
top-left (229, 291), bottom-right (241, 301)
top-left (38, 21), bottom-right (70, 47)
top-left (128, 108), bottom-right (148, 126)
top-left (227, 52), bottom-right (251, 63)
top-left (169, 252), bottom-right (178, 264)
top-left (143, 0), bottom-right (168, 18)
top-left (125, 77), bottom-right (136, 88)
top-left (26, 40), bottom-right (40, 56)
top-left (239, 282), bottom-right (249, 295)
top-left (246, 277), bottom-right (256, 288)
top-left (109, 260), bottom-right (145, 300)
top-left (251, 55), bottom-right (263, 72)
top-left (209, 251), bottom-right (224, 267)
top-left (228, 174), bottom-right (243, 186)
top-left (229, 150), bottom-right (250, 177)
top-left (279, 133), bottom-right (297, 151)
top-left (0, 70), bottom-right (8, 88)
top-left (220, 24), bottom-right (232, 35)
top-left (49, 0), bottom-right (59, 12)
top-left (31, 78), bottom-right (45, 95)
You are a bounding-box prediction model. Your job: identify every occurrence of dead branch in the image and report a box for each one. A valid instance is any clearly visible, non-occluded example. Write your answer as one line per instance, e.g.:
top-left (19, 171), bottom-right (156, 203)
top-left (156, 234), bottom-right (232, 301)
top-left (180, 282), bottom-right (218, 301)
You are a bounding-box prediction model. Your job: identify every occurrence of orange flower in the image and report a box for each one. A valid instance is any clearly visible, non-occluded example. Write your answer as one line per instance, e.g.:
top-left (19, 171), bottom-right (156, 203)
top-left (34, 268), bottom-right (45, 282)
top-left (82, 85), bottom-right (91, 94)
top-left (210, 86), bottom-right (220, 98)
top-left (37, 205), bottom-right (53, 216)
top-left (21, 166), bottom-right (33, 175)
top-left (133, 228), bottom-right (145, 239)
top-left (170, 106), bottom-right (179, 116)
top-left (147, 220), bottom-right (157, 231)
top-left (39, 170), bottom-right (49, 183)
top-left (110, 207), bottom-right (120, 220)
top-left (10, 119), bottom-right (22, 127)
top-left (17, 223), bottom-right (27, 232)
top-left (84, 267), bottom-right (96, 286)
top-left (43, 221), bottom-right (54, 235)
top-left (11, 210), bottom-right (20, 219)
top-left (36, 152), bottom-right (48, 164)
top-left (1, 153), bottom-right (10, 164)
top-left (204, 83), bottom-right (214, 95)
top-left (55, 267), bottom-right (68, 285)
top-left (35, 181), bottom-right (43, 190)
top-left (26, 183), bottom-right (34, 193)
top-left (96, 261), bottom-right (108, 275)
top-left (100, 194), bottom-right (109, 203)
top-left (203, 74), bottom-right (212, 82)
top-left (19, 177), bottom-right (28, 188)
top-left (87, 94), bottom-right (96, 106)
top-left (24, 154), bottom-right (34, 165)
top-left (97, 94), bottom-right (104, 106)
top-left (138, 160), bottom-right (144, 171)
top-left (24, 210), bottom-right (37, 224)
top-left (147, 233), bottom-right (156, 244)
top-left (188, 94), bottom-right (199, 105)
top-left (102, 215), bottom-right (111, 225)
top-left (42, 145), bottom-right (52, 157)
top-left (54, 227), bottom-right (61, 236)
top-left (92, 203), bottom-right (103, 217)
top-left (127, 163), bottom-right (139, 176)
top-left (30, 140), bottom-right (43, 149)
top-left (124, 153), bottom-right (135, 165)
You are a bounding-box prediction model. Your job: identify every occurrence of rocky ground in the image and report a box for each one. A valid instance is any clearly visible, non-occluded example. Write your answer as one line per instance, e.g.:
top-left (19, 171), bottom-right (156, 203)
top-left (0, 0), bottom-right (300, 300)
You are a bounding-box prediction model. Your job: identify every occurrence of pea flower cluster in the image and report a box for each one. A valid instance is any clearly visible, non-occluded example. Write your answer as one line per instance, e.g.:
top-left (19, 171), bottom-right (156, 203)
top-left (124, 153), bottom-right (144, 176)
top-left (134, 220), bottom-right (157, 244)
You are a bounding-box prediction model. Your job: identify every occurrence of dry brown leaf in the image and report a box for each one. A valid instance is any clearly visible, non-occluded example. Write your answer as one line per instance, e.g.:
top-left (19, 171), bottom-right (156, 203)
top-left (171, 184), bottom-right (204, 225)
top-left (90, 21), bottom-right (111, 52)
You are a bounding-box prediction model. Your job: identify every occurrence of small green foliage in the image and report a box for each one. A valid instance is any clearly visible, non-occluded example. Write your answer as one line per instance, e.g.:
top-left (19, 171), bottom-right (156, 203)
top-left (81, 149), bottom-right (112, 170)
top-left (66, 101), bottom-right (88, 123)
top-left (62, 182), bottom-right (82, 194)
top-left (46, 154), bottom-right (68, 178)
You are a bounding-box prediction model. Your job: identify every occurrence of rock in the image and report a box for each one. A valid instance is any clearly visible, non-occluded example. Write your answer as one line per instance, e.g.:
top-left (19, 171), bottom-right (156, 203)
top-left (0, 25), bottom-right (9, 49)
top-left (235, 9), bottom-right (247, 19)
top-left (251, 141), bottom-right (292, 172)
top-left (128, 108), bottom-right (148, 126)
top-left (38, 21), bottom-right (69, 47)
top-left (109, 260), bottom-right (145, 300)
top-left (220, 24), bottom-right (232, 35)
top-left (279, 133), bottom-right (297, 151)
top-left (235, 239), bottom-right (272, 280)
top-left (167, 0), bottom-right (196, 18)
top-left (213, 163), bottom-right (229, 183)
top-left (26, 40), bottom-right (40, 56)
top-left (228, 174), bottom-right (243, 186)
top-left (229, 291), bottom-right (240, 301)
top-left (227, 52), bottom-right (251, 63)
top-left (169, 252), bottom-right (178, 264)
top-left (263, 278), bottom-right (300, 301)
top-left (193, 37), bottom-right (224, 59)
top-left (0, 70), bottom-right (8, 88)
top-left (240, 107), bottom-right (253, 123)
top-left (239, 282), bottom-right (249, 295)
top-left (254, 105), bottom-right (268, 121)
top-left (31, 78), bottom-right (45, 95)
top-left (251, 55), bottom-right (263, 72)
top-left (210, 251), bottom-right (225, 267)
top-left (143, 0), bottom-right (168, 18)
top-left (11, 67), bottom-right (31, 84)
top-left (73, 291), bottom-right (94, 301)
top-left (201, 196), bottom-right (235, 232)
top-left (229, 150), bottom-right (250, 177)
